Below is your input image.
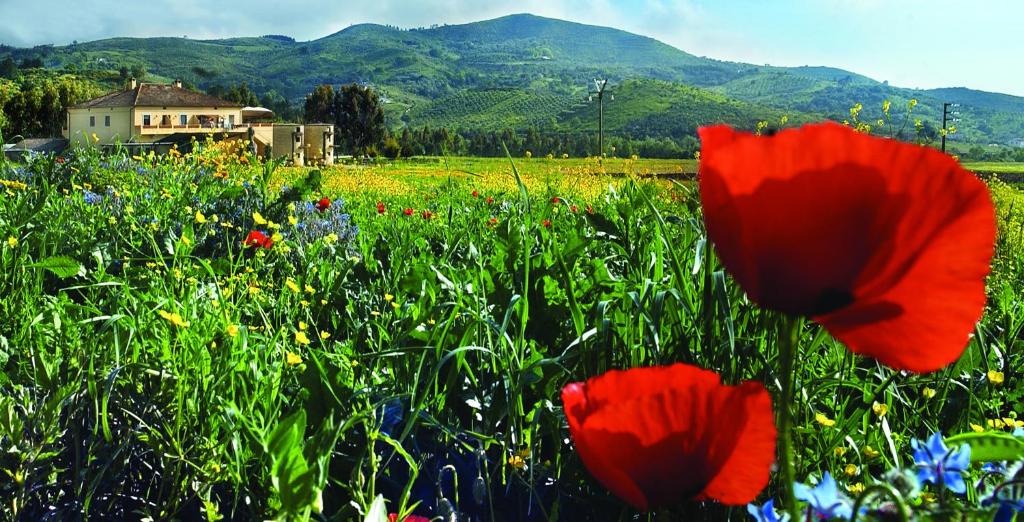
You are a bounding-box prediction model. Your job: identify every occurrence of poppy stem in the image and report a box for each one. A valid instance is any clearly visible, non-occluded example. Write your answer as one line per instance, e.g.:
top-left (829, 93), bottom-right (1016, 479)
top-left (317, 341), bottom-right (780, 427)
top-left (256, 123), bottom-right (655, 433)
top-left (777, 314), bottom-right (803, 521)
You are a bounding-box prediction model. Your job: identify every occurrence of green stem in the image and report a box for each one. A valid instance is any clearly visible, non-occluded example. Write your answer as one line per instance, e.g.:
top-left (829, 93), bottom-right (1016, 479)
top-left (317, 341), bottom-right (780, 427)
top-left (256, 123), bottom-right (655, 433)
top-left (777, 315), bottom-right (802, 521)
top-left (849, 484), bottom-right (910, 522)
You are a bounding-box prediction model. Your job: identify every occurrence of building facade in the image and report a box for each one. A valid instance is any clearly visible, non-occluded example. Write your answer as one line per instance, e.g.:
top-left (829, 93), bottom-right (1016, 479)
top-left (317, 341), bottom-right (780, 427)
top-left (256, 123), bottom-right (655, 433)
top-left (64, 79), bottom-right (333, 166)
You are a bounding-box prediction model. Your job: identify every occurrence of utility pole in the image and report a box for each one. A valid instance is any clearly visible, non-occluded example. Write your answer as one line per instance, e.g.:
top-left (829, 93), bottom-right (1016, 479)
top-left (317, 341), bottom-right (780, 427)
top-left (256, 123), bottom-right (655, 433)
top-left (589, 79), bottom-right (612, 162)
top-left (941, 102), bottom-right (960, 154)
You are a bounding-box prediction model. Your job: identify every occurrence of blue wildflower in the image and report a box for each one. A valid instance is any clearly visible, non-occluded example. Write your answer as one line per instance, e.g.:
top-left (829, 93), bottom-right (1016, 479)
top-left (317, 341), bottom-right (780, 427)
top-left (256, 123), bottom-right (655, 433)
top-left (911, 432), bottom-right (971, 494)
top-left (747, 499), bottom-right (788, 522)
top-left (794, 472), bottom-right (852, 520)
top-left (82, 190), bottom-right (103, 205)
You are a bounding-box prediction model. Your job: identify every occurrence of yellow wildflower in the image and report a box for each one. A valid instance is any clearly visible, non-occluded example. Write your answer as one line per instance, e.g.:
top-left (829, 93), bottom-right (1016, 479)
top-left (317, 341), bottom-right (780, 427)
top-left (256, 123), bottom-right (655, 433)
top-left (304, 284), bottom-right (315, 294)
top-left (158, 310), bottom-right (190, 328)
top-left (507, 454), bottom-right (526, 470)
top-left (195, 211), bottom-right (207, 224)
top-left (295, 331), bottom-right (310, 345)
top-left (288, 215), bottom-right (298, 226)
top-left (271, 232), bottom-right (283, 243)
top-left (846, 482), bottom-right (865, 495)
top-left (253, 211), bottom-right (267, 225)
top-left (286, 278), bottom-right (300, 293)
top-left (298, 321), bottom-right (307, 331)
top-left (319, 331), bottom-right (330, 340)
top-left (922, 387), bottom-right (937, 399)
top-left (815, 413), bottom-right (836, 427)
top-left (872, 402), bottom-right (888, 418)
top-left (844, 464), bottom-right (859, 477)
top-left (833, 447), bottom-right (847, 458)
top-left (971, 423), bottom-right (985, 433)
top-left (285, 351), bottom-right (303, 366)
top-left (6, 236), bottom-right (17, 248)
top-left (989, 370), bottom-right (1005, 385)
top-left (863, 446), bottom-right (881, 459)
top-left (226, 324), bottom-right (239, 338)
top-left (384, 293), bottom-right (394, 303)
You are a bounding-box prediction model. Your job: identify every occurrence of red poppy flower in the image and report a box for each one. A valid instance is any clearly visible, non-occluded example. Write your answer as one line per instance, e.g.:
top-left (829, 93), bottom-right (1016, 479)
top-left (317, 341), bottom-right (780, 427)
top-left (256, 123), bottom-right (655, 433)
top-left (552, 196), bottom-right (560, 204)
top-left (472, 190), bottom-right (479, 198)
top-left (562, 364), bottom-right (775, 511)
top-left (586, 205), bottom-right (594, 215)
top-left (488, 217), bottom-right (498, 227)
top-left (56, 156), bottom-right (66, 164)
top-left (486, 196), bottom-right (494, 205)
top-left (542, 219), bottom-right (551, 228)
top-left (570, 205), bottom-right (579, 213)
top-left (315, 197), bottom-right (331, 212)
top-left (403, 208), bottom-right (414, 216)
top-left (388, 514), bottom-right (430, 522)
top-left (243, 230), bottom-right (273, 249)
top-left (699, 122), bottom-right (996, 373)
top-left (377, 202), bottom-right (386, 214)
top-left (421, 210), bottom-right (433, 220)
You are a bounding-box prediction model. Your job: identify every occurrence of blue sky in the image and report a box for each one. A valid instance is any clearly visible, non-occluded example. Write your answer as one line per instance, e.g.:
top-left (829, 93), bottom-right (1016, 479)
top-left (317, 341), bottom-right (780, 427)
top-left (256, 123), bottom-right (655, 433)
top-left (1, 0), bottom-right (1020, 95)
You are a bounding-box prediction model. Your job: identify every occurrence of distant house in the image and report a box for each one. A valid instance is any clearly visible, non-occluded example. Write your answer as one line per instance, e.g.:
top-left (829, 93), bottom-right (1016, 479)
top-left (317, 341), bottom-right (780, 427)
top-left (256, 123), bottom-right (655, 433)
top-left (64, 79), bottom-right (334, 166)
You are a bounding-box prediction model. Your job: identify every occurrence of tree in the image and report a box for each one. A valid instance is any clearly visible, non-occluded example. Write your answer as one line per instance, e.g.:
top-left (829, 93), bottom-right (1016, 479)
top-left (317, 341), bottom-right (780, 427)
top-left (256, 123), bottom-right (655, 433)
top-left (130, 64), bottom-right (146, 81)
top-left (0, 57), bottom-right (17, 79)
top-left (225, 82), bottom-right (258, 106)
top-left (333, 83), bottom-right (385, 156)
top-left (303, 84), bottom-right (334, 124)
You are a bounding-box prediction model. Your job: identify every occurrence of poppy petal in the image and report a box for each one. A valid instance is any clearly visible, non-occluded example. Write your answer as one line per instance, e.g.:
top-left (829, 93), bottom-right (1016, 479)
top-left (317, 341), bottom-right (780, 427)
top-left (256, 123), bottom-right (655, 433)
top-left (562, 364), bottom-right (776, 511)
top-left (699, 122), bottom-right (995, 372)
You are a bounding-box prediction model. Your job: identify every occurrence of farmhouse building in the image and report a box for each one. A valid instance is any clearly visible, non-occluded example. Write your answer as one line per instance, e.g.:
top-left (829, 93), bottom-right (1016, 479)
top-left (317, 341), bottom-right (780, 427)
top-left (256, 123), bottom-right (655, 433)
top-left (64, 79), bottom-right (334, 166)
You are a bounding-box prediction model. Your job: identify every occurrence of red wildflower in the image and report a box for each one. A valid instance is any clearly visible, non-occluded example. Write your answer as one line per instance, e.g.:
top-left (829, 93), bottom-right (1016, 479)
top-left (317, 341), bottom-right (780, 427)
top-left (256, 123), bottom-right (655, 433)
top-left (376, 201), bottom-right (386, 214)
top-left (243, 230), bottom-right (273, 249)
top-left (56, 156), bottom-right (65, 164)
top-left (699, 122), bottom-right (996, 373)
top-left (586, 205), bottom-right (594, 215)
top-left (421, 210), bottom-right (433, 220)
top-left (542, 219), bottom-right (551, 228)
top-left (315, 197), bottom-right (331, 212)
top-left (486, 196), bottom-right (494, 205)
top-left (552, 196), bottom-right (560, 204)
top-left (561, 364), bottom-right (775, 511)
top-left (403, 208), bottom-right (414, 216)
top-left (388, 514), bottom-right (430, 522)
top-left (472, 190), bottom-right (479, 198)
top-left (570, 205), bottom-right (578, 213)
top-left (488, 217), bottom-right (498, 227)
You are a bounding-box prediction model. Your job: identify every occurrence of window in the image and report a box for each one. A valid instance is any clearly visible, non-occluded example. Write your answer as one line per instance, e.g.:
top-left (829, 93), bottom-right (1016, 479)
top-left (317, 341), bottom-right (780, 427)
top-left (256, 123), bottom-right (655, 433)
top-left (180, 114), bottom-right (187, 126)
top-left (143, 114), bottom-right (151, 126)
top-left (89, 116), bottom-right (95, 127)
top-left (104, 115), bottom-right (110, 127)
top-left (228, 115), bottom-right (235, 127)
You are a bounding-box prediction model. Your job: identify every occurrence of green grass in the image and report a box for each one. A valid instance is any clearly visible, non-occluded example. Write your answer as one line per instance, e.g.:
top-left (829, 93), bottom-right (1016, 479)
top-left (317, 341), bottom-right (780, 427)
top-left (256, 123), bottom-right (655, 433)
top-left (965, 161), bottom-right (1024, 174)
top-left (1, 145), bottom-right (1023, 520)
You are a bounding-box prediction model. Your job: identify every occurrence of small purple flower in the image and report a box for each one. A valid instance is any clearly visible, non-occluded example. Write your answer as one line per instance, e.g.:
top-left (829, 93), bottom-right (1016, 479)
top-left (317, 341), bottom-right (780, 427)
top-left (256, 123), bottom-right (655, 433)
top-left (82, 189), bottom-right (103, 205)
top-left (747, 498), bottom-right (788, 522)
top-left (794, 472), bottom-right (852, 520)
top-left (911, 432), bottom-right (971, 494)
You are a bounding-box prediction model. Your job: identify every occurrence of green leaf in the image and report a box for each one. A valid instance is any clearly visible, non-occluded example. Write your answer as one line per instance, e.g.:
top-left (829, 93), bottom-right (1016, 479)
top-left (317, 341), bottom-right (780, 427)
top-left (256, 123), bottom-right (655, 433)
top-left (946, 432), bottom-right (1024, 463)
top-left (31, 256), bottom-right (82, 278)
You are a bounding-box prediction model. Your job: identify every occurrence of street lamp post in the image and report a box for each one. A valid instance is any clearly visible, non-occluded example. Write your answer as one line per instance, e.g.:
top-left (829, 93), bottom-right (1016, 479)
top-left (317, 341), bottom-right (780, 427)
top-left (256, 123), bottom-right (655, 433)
top-left (941, 102), bottom-right (960, 154)
top-left (589, 79), bottom-right (613, 162)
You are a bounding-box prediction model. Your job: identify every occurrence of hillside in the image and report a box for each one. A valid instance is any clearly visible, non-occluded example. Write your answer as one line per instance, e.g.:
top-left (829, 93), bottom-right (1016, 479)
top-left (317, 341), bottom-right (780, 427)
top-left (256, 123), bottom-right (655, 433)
top-left (3, 13), bottom-right (1024, 144)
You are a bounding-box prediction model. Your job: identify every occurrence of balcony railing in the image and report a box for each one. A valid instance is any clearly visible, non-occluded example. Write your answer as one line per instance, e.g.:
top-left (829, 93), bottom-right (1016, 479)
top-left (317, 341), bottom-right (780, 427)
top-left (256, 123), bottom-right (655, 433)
top-left (134, 122), bottom-right (275, 134)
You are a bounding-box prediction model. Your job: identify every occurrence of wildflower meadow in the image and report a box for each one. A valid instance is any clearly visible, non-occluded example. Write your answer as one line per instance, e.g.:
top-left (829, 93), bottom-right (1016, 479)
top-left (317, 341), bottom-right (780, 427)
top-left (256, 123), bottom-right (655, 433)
top-left (2, 123), bottom-right (1024, 522)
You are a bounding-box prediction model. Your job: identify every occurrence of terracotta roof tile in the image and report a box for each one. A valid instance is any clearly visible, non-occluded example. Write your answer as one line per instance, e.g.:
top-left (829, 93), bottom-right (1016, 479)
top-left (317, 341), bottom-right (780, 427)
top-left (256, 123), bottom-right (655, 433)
top-left (70, 83), bottom-right (241, 109)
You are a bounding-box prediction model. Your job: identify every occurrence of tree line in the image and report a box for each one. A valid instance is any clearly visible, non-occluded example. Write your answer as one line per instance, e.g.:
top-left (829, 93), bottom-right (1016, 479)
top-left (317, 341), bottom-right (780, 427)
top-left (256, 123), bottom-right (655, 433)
top-left (304, 82), bottom-right (699, 159)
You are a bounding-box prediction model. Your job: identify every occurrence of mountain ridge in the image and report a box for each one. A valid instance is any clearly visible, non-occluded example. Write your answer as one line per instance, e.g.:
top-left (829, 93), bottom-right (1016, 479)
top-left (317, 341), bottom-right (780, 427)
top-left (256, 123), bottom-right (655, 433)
top-left (2, 13), bottom-right (1022, 144)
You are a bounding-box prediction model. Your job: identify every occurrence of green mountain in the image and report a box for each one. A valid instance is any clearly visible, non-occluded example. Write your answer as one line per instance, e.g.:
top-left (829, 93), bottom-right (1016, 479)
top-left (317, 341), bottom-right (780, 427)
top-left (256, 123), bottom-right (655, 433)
top-left (3, 13), bottom-right (1023, 145)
